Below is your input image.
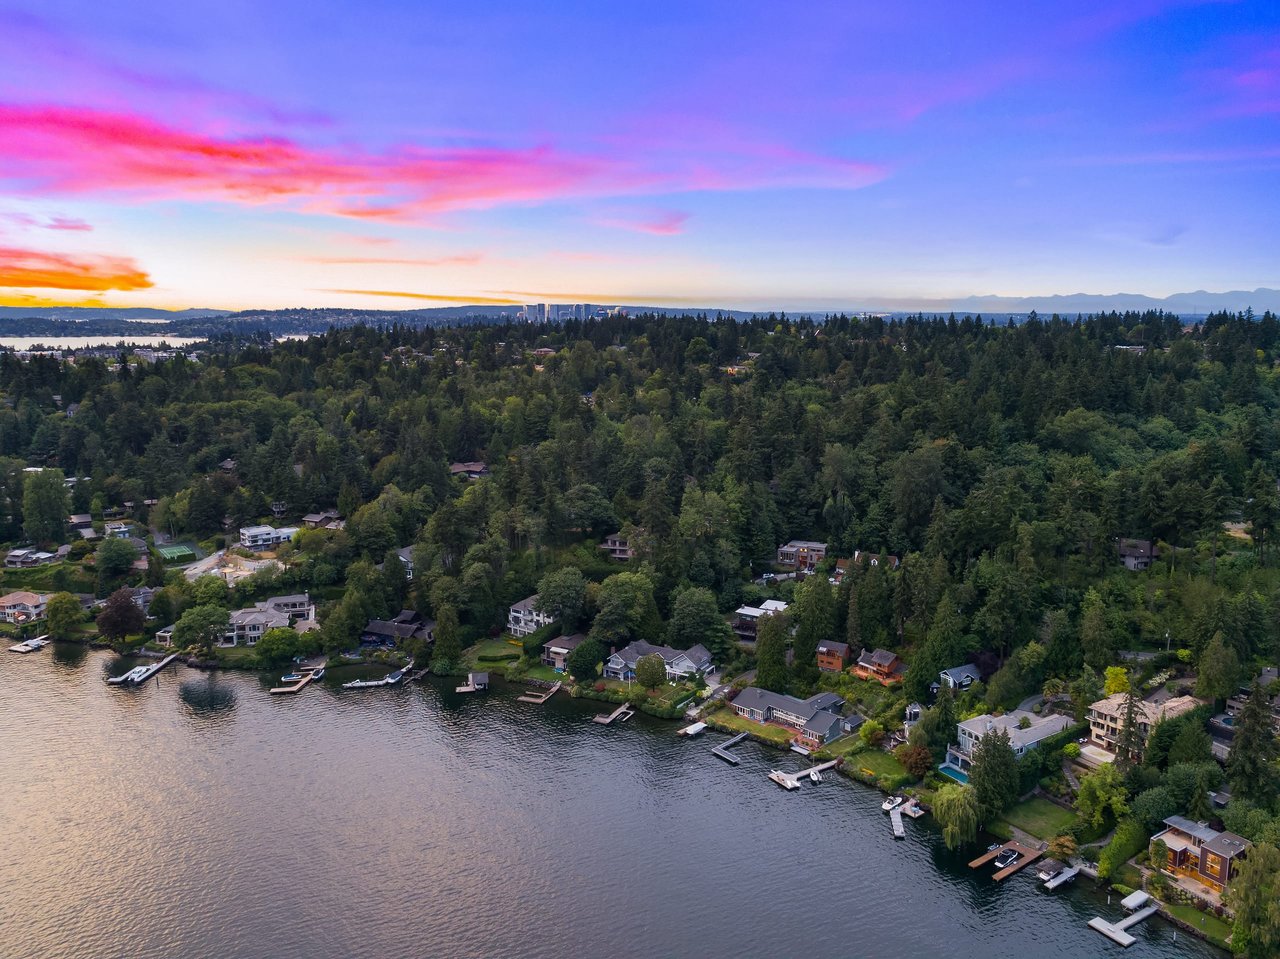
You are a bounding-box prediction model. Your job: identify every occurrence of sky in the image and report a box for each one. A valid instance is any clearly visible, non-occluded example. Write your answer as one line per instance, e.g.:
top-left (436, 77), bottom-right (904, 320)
top-left (0, 0), bottom-right (1277, 312)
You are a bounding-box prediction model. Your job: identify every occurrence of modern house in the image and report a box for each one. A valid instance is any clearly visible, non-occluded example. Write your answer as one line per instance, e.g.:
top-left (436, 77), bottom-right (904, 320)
top-left (599, 531), bottom-right (638, 561)
top-left (816, 640), bottom-right (851, 672)
top-left (603, 640), bottom-right (713, 683)
top-left (853, 648), bottom-right (905, 685)
top-left (542, 633), bottom-right (588, 672)
top-left (1151, 816), bottom-right (1251, 893)
top-left (449, 461), bottom-right (489, 481)
top-left (239, 525), bottom-right (299, 551)
top-left (1087, 693), bottom-right (1200, 759)
top-left (0, 590), bottom-right (49, 624)
top-left (943, 711), bottom-right (1072, 777)
top-left (4, 548), bottom-right (57, 568)
top-left (731, 599), bottom-right (788, 640)
top-left (930, 664), bottom-right (982, 696)
top-left (1118, 538), bottom-right (1154, 571)
top-left (104, 521), bottom-right (133, 539)
top-left (731, 687), bottom-right (859, 747)
top-left (776, 540), bottom-right (827, 572)
top-left (508, 595), bottom-right (555, 637)
top-left (158, 594), bottom-right (315, 648)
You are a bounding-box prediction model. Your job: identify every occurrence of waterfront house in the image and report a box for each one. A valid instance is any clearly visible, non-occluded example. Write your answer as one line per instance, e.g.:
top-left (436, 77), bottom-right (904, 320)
top-left (853, 648), bottom-right (904, 685)
top-left (361, 613), bottom-right (434, 647)
top-left (449, 461), bottom-right (489, 481)
top-left (239, 524), bottom-right (299, 551)
top-left (542, 633), bottom-right (587, 672)
top-left (1151, 816), bottom-right (1251, 893)
top-left (731, 599), bottom-right (788, 640)
top-left (1118, 538), bottom-right (1154, 571)
top-left (731, 687), bottom-right (855, 747)
top-left (1087, 693), bottom-right (1201, 761)
top-left (220, 594), bottom-right (316, 647)
top-left (0, 590), bottom-right (49, 624)
top-left (816, 640), bottom-right (850, 672)
top-left (944, 710), bottom-right (1072, 776)
top-left (508, 595), bottom-right (555, 637)
top-left (776, 540), bottom-right (827, 572)
top-left (930, 663), bottom-right (981, 696)
top-left (603, 640), bottom-right (713, 683)
top-left (599, 531), bottom-right (639, 561)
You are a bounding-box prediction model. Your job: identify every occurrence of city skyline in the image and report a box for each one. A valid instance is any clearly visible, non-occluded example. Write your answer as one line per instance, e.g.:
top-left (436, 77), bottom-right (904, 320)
top-left (0, 1), bottom-right (1277, 311)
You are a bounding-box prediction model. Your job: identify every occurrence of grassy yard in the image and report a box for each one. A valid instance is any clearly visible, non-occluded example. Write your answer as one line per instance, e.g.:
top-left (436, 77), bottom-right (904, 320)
top-left (1161, 901), bottom-right (1233, 951)
top-left (469, 638), bottom-right (522, 661)
top-left (523, 664), bottom-right (564, 683)
top-left (848, 749), bottom-right (907, 780)
top-left (0, 562), bottom-right (97, 594)
top-left (998, 797), bottom-right (1077, 840)
top-left (707, 707), bottom-right (795, 746)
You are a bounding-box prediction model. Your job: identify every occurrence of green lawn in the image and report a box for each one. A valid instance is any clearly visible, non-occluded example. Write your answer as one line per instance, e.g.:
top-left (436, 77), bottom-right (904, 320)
top-left (850, 749), bottom-right (908, 780)
top-left (998, 797), bottom-right (1077, 840)
top-left (1161, 901), bottom-right (1233, 951)
top-left (523, 664), bottom-right (564, 683)
top-left (469, 638), bottom-right (522, 661)
top-left (707, 707), bottom-right (795, 746)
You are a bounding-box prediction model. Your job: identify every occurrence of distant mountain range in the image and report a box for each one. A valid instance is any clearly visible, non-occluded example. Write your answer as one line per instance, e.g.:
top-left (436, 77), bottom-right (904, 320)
top-left (844, 288), bottom-right (1280, 316)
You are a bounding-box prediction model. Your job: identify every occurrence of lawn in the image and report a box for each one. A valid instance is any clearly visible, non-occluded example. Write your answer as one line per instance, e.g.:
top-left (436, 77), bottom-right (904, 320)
top-left (850, 749), bottom-right (907, 780)
top-left (523, 664), bottom-right (564, 683)
top-left (469, 638), bottom-right (522, 661)
top-left (0, 562), bottom-right (97, 594)
top-left (997, 797), bottom-right (1078, 840)
top-left (707, 707), bottom-right (795, 746)
top-left (1161, 901), bottom-right (1233, 951)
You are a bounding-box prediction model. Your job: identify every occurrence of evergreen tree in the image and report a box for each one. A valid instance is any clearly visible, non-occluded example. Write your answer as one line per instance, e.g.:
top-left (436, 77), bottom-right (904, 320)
top-left (1228, 682), bottom-right (1280, 805)
top-left (968, 728), bottom-right (1020, 823)
top-left (1114, 687), bottom-right (1145, 772)
top-left (1228, 842), bottom-right (1280, 958)
top-left (22, 468), bottom-right (68, 543)
top-left (754, 612), bottom-right (790, 693)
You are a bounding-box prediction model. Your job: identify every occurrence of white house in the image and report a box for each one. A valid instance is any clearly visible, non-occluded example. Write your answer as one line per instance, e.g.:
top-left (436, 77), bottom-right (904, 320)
top-left (943, 710), bottom-right (1071, 777)
top-left (239, 525), bottom-right (299, 551)
top-left (0, 590), bottom-right (49, 624)
top-left (508, 595), bottom-right (555, 637)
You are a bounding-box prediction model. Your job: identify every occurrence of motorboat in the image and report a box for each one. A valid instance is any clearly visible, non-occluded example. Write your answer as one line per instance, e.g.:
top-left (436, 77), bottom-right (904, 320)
top-left (882, 795), bottom-right (904, 812)
top-left (810, 769), bottom-right (823, 783)
top-left (280, 673), bottom-right (304, 683)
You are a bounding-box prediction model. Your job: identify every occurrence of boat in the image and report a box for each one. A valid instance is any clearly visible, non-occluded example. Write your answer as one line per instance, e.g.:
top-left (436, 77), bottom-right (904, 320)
top-left (280, 673), bottom-right (304, 683)
top-left (810, 769), bottom-right (823, 783)
top-left (310, 667), bottom-right (325, 679)
top-left (882, 795), bottom-right (904, 812)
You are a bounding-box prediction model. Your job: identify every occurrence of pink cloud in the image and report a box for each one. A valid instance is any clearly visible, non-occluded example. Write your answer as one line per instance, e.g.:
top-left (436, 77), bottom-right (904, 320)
top-left (0, 211), bottom-right (93, 232)
top-left (47, 216), bottom-right (92, 231)
top-left (0, 103), bottom-right (887, 223)
top-left (591, 209), bottom-right (689, 235)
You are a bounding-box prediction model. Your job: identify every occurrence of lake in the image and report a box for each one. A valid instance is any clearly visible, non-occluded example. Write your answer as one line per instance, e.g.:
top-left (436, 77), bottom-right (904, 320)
top-left (0, 336), bottom-right (205, 351)
top-left (0, 648), bottom-right (1224, 959)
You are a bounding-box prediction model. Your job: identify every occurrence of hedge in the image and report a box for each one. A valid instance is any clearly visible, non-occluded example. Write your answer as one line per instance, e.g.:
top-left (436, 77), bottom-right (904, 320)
top-left (1099, 817), bottom-right (1149, 881)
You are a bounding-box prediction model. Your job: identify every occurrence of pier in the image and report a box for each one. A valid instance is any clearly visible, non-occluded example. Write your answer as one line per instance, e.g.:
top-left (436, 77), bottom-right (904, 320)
top-left (711, 731), bottom-right (749, 764)
top-left (8, 635), bottom-right (50, 654)
top-left (106, 653), bottom-right (179, 686)
top-left (890, 806), bottom-right (906, 838)
top-left (677, 721), bottom-right (707, 737)
top-left (516, 681), bottom-right (561, 704)
top-left (766, 759), bottom-right (839, 790)
top-left (271, 672), bottom-right (316, 695)
top-left (968, 840), bottom-right (1042, 881)
top-left (902, 799), bottom-right (926, 818)
top-left (592, 702), bottom-right (635, 725)
top-left (1089, 893), bottom-right (1158, 947)
top-left (342, 659), bottom-right (412, 690)
top-left (1043, 866), bottom-right (1080, 890)
top-left (455, 672), bottom-right (490, 693)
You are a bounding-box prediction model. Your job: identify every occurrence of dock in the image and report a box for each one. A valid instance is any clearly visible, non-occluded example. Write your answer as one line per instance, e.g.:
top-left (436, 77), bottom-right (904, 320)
top-left (766, 760), bottom-right (840, 791)
top-left (516, 681), bottom-right (561, 704)
top-left (968, 840), bottom-right (1042, 881)
top-left (890, 806), bottom-right (906, 838)
top-left (677, 721), bottom-right (707, 737)
top-left (455, 671), bottom-right (490, 693)
top-left (8, 635), bottom-right (50, 654)
top-left (1088, 897), bottom-right (1159, 948)
top-left (107, 653), bottom-right (179, 686)
top-left (902, 799), bottom-right (926, 818)
top-left (712, 731), bottom-right (750, 764)
top-left (592, 702), bottom-right (635, 725)
top-left (342, 659), bottom-right (412, 690)
top-left (1044, 866), bottom-right (1080, 890)
top-left (271, 672), bottom-right (316, 695)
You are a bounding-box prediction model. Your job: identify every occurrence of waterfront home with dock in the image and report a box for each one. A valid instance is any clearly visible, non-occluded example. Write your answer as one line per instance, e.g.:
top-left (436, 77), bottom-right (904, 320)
top-left (604, 640), bottom-right (713, 682)
top-left (1150, 816), bottom-right (1251, 894)
top-left (943, 710), bottom-right (1071, 779)
top-left (541, 633), bottom-right (587, 672)
top-left (731, 687), bottom-right (859, 748)
top-left (853, 648), bottom-right (905, 685)
top-left (508, 594), bottom-right (555, 637)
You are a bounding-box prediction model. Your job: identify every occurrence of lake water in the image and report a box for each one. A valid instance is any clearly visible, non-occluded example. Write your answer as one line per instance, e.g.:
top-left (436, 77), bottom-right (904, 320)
top-left (0, 336), bottom-right (205, 351)
top-left (0, 648), bottom-right (1223, 959)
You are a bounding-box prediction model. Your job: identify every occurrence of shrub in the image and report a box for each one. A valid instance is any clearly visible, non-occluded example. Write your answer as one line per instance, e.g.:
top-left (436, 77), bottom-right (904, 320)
top-left (1063, 742), bottom-right (1081, 759)
top-left (1098, 818), bottom-right (1149, 882)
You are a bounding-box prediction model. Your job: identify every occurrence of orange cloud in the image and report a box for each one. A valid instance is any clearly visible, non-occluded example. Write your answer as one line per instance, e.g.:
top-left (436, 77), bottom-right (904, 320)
top-left (0, 245), bottom-right (152, 291)
top-left (320, 288), bottom-right (522, 304)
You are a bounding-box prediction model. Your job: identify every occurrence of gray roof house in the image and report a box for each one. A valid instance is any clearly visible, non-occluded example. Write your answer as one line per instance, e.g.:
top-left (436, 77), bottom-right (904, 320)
top-left (943, 710), bottom-right (1072, 775)
top-left (732, 687), bottom-right (855, 747)
top-left (931, 664), bottom-right (982, 694)
top-left (603, 641), bottom-right (713, 682)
